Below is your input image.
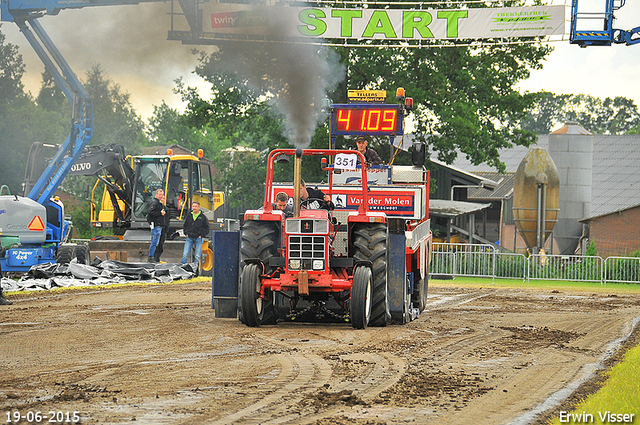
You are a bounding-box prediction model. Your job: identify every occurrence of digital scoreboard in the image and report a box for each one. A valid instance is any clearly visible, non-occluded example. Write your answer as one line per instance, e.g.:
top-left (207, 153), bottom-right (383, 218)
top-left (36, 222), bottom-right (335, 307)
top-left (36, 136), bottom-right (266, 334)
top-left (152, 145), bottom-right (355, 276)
top-left (330, 104), bottom-right (403, 136)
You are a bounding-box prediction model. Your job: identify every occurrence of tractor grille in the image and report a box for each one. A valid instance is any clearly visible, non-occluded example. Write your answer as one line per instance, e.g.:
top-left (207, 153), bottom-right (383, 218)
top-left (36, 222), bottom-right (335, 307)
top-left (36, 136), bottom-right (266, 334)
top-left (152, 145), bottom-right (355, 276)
top-left (286, 219), bottom-right (329, 271)
top-left (289, 236), bottom-right (325, 259)
top-left (288, 235), bottom-right (326, 270)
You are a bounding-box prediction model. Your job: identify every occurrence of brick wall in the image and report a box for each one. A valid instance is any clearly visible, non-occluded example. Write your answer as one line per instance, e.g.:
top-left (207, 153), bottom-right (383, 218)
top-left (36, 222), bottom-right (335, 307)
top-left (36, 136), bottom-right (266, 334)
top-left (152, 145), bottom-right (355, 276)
top-left (588, 206), bottom-right (640, 258)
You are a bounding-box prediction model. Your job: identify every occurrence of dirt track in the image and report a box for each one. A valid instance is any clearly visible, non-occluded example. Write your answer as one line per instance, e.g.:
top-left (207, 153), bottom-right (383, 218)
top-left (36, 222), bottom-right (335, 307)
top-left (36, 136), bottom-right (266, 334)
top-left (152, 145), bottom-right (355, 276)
top-left (1, 281), bottom-right (639, 425)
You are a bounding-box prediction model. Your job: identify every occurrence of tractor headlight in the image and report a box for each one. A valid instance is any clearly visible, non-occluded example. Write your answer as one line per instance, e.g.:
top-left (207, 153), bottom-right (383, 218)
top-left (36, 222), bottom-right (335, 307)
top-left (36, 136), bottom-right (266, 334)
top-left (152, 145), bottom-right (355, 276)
top-left (289, 259), bottom-right (301, 270)
top-left (312, 260), bottom-right (324, 270)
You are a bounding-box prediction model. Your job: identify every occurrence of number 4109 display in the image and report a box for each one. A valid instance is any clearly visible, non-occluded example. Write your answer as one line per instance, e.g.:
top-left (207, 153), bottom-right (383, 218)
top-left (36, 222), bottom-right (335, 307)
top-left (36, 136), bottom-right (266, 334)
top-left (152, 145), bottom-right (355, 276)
top-left (331, 105), bottom-right (402, 136)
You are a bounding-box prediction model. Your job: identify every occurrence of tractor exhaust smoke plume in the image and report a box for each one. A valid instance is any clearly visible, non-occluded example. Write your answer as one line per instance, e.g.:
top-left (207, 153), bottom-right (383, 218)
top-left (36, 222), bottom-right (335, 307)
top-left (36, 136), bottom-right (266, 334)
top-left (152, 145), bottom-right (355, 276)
top-left (5, 3), bottom-right (212, 119)
top-left (6, 2), bottom-right (343, 138)
top-left (197, 7), bottom-right (345, 148)
top-left (204, 37), bottom-right (344, 148)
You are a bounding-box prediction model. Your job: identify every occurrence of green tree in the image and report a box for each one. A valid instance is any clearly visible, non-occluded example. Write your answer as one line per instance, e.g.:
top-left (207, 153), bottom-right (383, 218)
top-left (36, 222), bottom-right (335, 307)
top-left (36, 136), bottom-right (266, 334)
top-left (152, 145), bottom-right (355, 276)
top-left (214, 149), bottom-right (265, 211)
top-left (585, 240), bottom-right (598, 257)
top-left (147, 100), bottom-right (191, 146)
top-left (146, 90), bottom-right (235, 165)
top-left (0, 26), bottom-right (27, 193)
top-left (0, 26), bottom-right (25, 109)
top-left (162, 67), bottom-right (292, 209)
top-left (36, 69), bottom-right (68, 115)
top-left (340, 42), bottom-right (551, 172)
top-left (175, 69), bottom-right (291, 153)
top-left (0, 27), bottom-right (67, 194)
top-left (84, 65), bottom-right (146, 152)
top-left (518, 91), bottom-right (567, 135)
top-left (59, 66), bottom-right (149, 199)
top-left (149, 8), bottom-right (558, 201)
top-left (146, 85), bottom-right (235, 157)
top-left (519, 92), bottom-right (640, 135)
top-left (189, 35), bottom-right (553, 174)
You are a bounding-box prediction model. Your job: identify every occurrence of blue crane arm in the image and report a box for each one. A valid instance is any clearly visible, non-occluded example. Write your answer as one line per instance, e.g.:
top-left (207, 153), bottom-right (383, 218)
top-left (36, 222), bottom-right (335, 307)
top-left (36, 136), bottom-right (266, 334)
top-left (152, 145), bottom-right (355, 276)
top-left (1, 0), bottom-right (195, 205)
top-left (1, 0), bottom-right (174, 22)
top-left (13, 17), bottom-right (93, 204)
top-left (1, 0), bottom-right (143, 22)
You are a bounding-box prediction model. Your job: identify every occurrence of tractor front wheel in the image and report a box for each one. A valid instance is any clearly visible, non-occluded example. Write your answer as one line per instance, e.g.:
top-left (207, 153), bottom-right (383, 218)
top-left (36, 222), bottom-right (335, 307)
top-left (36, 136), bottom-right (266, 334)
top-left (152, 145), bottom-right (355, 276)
top-left (350, 266), bottom-right (372, 329)
top-left (240, 263), bottom-right (264, 327)
top-left (239, 221), bottom-right (280, 324)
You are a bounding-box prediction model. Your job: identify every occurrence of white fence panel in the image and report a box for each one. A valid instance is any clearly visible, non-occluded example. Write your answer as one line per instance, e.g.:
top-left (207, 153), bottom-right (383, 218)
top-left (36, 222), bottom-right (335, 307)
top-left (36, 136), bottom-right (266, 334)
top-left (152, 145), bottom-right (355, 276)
top-left (528, 255), bottom-right (603, 283)
top-left (432, 243), bottom-right (496, 282)
top-left (604, 257), bottom-right (640, 285)
top-left (429, 244), bottom-right (629, 284)
top-left (493, 252), bottom-right (528, 280)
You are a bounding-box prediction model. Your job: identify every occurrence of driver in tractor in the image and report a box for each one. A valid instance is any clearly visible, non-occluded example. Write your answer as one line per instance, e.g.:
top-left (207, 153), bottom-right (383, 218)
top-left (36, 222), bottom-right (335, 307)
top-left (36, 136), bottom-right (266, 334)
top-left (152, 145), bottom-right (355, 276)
top-left (273, 191), bottom-right (294, 217)
top-left (300, 180), bottom-right (334, 211)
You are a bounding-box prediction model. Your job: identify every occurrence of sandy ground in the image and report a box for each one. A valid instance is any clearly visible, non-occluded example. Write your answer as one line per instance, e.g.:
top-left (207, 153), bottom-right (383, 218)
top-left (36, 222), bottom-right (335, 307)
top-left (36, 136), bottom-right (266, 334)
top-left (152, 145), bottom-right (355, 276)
top-left (1, 281), bottom-right (639, 425)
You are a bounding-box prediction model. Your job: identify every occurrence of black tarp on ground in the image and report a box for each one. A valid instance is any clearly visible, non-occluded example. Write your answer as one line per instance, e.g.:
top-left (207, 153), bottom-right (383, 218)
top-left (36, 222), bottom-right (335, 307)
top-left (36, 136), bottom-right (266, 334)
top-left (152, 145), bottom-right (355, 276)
top-left (0, 259), bottom-right (198, 292)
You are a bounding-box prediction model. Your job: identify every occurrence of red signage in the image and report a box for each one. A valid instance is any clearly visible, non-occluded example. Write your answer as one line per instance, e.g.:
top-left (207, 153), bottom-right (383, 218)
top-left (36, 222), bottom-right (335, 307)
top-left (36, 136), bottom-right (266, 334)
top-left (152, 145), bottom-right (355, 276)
top-left (273, 186), bottom-right (421, 218)
top-left (336, 192), bottom-right (416, 216)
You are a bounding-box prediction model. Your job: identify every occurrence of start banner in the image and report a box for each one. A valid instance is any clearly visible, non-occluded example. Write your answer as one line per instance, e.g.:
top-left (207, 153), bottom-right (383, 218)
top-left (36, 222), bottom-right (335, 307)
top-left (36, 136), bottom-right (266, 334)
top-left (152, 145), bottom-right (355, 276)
top-left (202, 4), bottom-right (565, 41)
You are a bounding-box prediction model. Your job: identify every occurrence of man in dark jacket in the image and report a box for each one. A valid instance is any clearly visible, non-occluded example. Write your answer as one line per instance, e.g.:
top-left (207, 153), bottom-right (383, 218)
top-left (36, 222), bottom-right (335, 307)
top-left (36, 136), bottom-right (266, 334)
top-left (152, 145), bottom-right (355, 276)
top-left (181, 201), bottom-right (210, 268)
top-left (301, 180), bottom-right (334, 211)
top-left (0, 286), bottom-right (10, 305)
top-left (0, 251), bottom-right (11, 305)
top-left (147, 189), bottom-right (168, 263)
top-left (356, 137), bottom-right (383, 166)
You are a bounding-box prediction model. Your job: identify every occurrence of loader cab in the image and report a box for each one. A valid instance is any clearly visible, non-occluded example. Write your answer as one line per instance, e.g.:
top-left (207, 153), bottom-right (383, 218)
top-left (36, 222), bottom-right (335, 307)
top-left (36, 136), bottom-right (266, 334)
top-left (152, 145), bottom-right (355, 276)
top-left (162, 158), bottom-right (215, 219)
top-left (131, 154), bottom-right (215, 227)
top-left (132, 157), bottom-right (169, 220)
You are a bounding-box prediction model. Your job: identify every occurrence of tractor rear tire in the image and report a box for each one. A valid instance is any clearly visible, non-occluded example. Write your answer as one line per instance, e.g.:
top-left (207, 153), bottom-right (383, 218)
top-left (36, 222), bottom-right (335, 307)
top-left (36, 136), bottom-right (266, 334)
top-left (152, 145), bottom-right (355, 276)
top-left (352, 223), bottom-right (390, 327)
top-left (239, 221), bottom-right (280, 325)
top-left (417, 276), bottom-right (428, 312)
top-left (240, 263), bottom-right (264, 327)
top-left (240, 221), bottom-right (279, 268)
top-left (56, 244), bottom-right (76, 265)
top-left (350, 266), bottom-right (372, 329)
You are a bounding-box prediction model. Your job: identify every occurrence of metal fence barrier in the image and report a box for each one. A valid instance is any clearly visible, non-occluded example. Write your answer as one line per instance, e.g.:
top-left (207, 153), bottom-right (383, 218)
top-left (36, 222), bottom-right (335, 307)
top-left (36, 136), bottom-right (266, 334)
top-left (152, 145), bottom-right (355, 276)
top-left (604, 256), bottom-right (640, 285)
top-left (430, 243), bottom-right (640, 285)
top-left (431, 243), bottom-right (497, 283)
top-left (528, 254), bottom-right (603, 283)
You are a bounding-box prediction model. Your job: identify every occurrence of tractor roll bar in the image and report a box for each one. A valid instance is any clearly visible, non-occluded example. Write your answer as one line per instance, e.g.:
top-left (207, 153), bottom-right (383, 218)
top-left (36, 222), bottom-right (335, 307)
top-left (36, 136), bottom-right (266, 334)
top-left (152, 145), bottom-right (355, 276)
top-left (264, 148), bottom-right (369, 214)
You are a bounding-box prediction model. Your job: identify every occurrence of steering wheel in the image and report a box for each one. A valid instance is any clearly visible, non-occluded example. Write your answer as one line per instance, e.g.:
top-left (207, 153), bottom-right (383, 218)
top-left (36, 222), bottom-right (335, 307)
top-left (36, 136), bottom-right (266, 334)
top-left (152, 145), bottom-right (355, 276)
top-left (300, 197), bottom-right (331, 211)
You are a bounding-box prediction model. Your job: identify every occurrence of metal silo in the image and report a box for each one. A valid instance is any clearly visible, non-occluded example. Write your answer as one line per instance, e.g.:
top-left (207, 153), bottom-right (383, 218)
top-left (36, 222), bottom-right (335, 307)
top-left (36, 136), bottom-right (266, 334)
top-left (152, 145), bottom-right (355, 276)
top-left (513, 148), bottom-right (560, 252)
top-left (548, 122), bottom-right (593, 255)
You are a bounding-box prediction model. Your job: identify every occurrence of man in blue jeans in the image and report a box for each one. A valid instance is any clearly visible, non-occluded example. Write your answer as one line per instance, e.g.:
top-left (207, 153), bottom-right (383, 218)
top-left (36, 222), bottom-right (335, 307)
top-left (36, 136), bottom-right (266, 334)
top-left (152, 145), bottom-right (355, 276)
top-left (147, 189), bottom-right (168, 263)
top-left (181, 201), bottom-right (210, 270)
top-left (0, 253), bottom-right (11, 305)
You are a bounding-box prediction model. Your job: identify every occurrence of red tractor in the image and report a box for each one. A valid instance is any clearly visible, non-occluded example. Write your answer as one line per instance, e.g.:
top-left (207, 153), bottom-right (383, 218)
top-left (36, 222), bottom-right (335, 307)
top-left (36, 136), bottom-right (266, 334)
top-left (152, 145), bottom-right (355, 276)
top-left (238, 147), bottom-right (432, 328)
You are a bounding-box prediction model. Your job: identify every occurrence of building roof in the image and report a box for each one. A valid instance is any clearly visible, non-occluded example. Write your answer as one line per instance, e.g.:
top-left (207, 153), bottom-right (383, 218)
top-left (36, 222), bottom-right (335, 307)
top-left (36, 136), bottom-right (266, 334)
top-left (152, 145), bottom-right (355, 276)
top-left (440, 133), bottom-right (640, 218)
top-left (429, 158), bottom-right (499, 190)
top-left (467, 171), bottom-right (514, 200)
top-left (579, 203), bottom-right (640, 222)
top-left (429, 199), bottom-right (492, 218)
top-left (550, 122), bottom-right (592, 135)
